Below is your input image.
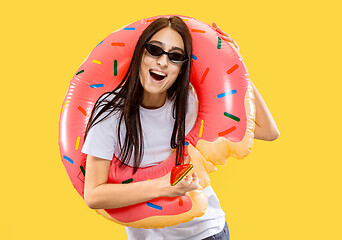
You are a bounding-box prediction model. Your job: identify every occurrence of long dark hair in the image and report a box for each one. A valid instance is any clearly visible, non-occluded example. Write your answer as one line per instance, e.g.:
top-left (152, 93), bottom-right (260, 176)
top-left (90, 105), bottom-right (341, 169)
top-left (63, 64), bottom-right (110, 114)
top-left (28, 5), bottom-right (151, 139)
top-left (84, 16), bottom-right (192, 174)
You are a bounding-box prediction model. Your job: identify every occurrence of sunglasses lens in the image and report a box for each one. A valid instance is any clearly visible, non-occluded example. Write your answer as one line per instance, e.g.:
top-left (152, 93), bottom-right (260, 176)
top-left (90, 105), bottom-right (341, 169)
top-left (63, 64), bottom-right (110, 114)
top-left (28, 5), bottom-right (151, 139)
top-left (146, 44), bottom-right (163, 57)
top-left (169, 53), bottom-right (186, 62)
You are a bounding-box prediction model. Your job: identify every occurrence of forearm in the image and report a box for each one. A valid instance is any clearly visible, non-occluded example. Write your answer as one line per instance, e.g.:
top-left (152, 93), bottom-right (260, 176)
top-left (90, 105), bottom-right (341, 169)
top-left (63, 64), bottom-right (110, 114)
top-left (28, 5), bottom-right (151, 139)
top-left (250, 80), bottom-right (280, 141)
top-left (86, 178), bottom-right (162, 209)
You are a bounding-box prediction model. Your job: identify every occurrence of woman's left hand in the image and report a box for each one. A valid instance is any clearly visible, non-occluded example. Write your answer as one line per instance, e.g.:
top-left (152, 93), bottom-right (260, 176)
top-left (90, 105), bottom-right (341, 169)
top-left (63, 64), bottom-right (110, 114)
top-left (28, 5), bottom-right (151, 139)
top-left (212, 22), bottom-right (240, 51)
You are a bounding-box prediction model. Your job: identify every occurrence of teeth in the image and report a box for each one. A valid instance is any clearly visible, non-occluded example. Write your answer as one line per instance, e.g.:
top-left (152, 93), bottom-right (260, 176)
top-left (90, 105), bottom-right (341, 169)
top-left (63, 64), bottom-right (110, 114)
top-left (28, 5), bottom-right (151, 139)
top-left (150, 70), bottom-right (167, 77)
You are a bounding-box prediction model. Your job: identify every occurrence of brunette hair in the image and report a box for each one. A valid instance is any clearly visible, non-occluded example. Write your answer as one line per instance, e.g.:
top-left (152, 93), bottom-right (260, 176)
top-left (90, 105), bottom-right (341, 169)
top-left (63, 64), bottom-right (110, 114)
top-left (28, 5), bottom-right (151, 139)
top-left (84, 16), bottom-right (192, 173)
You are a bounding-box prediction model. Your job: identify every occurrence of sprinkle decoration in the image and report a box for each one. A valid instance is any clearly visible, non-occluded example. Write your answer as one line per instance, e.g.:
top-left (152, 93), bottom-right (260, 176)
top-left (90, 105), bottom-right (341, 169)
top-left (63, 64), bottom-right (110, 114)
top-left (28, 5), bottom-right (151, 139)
top-left (179, 197), bottom-right (184, 206)
top-left (80, 165), bottom-right (85, 177)
top-left (122, 178), bottom-right (133, 184)
top-left (76, 70), bottom-right (84, 75)
top-left (200, 68), bottom-right (210, 84)
top-left (191, 29), bottom-right (205, 33)
top-left (199, 120), bottom-right (204, 138)
top-left (217, 37), bottom-right (221, 49)
top-left (184, 142), bottom-right (189, 146)
top-left (77, 106), bottom-right (87, 116)
top-left (92, 60), bottom-right (101, 65)
top-left (224, 112), bottom-right (240, 122)
top-left (75, 136), bottom-right (80, 150)
top-left (97, 40), bottom-right (103, 46)
top-left (90, 84), bottom-right (104, 88)
top-left (63, 155), bottom-right (73, 164)
top-left (124, 27), bottom-right (135, 30)
top-left (218, 126), bottom-right (236, 137)
top-left (114, 60), bottom-right (118, 76)
top-left (191, 54), bottom-right (197, 60)
top-left (217, 90), bottom-right (237, 98)
top-left (227, 64), bottom-right (239, 74)
top-left (145, 19), bottom-right (156, 23)
top-left (146, 202), bottom-right (162, 210)
top-left (62, 99), bottom-right (69, 113)
top-left (111, 42), bottom-right (125, 47)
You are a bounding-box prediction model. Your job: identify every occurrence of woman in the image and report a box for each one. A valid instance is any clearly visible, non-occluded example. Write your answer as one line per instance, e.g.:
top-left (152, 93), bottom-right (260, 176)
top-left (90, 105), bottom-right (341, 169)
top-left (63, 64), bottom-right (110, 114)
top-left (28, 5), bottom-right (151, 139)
top-left (82, 16), bottom-right (279, 240)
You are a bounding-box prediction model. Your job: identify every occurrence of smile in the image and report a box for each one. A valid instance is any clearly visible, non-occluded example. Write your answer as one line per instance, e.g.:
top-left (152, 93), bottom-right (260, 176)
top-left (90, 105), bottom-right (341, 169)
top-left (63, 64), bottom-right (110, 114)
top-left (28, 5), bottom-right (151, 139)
top-left (149, 69), bottom-right (167, 81)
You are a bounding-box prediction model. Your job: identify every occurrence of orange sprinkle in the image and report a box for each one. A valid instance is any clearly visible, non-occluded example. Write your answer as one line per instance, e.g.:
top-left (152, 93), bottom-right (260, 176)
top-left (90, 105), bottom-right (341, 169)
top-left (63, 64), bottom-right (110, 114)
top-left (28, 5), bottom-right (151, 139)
top-left (218, 126), bottom-right (236, 137)
top-left (227, 64), bottom-right (239, 74)
top-left (179, 196), bottom-right (183, 206)
top-left (191, 29), bottom-right (206, 33)
top-left (78, 106), bottom-right (87, 116)
top-left (145, 18), bottom-right (156, 23)
top-left (200, 67), bottom-right (210, 84)
top-left (111, 42), bottom-right (125, 47)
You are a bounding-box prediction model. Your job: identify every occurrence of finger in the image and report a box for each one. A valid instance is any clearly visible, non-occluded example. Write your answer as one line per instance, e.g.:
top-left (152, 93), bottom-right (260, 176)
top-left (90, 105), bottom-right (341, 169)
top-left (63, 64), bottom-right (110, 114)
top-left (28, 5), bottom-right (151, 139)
top-left (184, 156), bottom-right (190, 164)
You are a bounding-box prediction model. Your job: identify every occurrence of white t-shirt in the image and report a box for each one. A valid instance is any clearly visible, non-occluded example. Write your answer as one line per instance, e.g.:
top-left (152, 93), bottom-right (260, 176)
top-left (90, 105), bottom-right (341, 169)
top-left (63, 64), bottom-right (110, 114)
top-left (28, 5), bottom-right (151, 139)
top-left (82, 89), bottom-right (226, 240)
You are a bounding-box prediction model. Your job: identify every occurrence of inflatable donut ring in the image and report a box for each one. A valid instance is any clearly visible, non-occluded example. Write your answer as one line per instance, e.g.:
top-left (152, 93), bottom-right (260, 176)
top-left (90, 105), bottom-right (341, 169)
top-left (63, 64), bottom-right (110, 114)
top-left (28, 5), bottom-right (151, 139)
top-left (58, 15), bottom-right (255, 228)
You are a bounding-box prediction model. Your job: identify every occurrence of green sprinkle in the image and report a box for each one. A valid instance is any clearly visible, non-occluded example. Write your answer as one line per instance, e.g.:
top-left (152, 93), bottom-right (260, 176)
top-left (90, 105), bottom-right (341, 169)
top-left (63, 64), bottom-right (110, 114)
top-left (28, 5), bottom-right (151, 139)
top-left (80, 165), bottom-right (85, 177)
top-left (76, 70), bottom-right (84, 75)
top-left (122, 178), bottom-right (133, 184)
top-left (114, 60), bottom-right (117, 76)
top-left (217, 37), bottom-right (221, 49)
top-left (224, 112), bottom-right (240, 122)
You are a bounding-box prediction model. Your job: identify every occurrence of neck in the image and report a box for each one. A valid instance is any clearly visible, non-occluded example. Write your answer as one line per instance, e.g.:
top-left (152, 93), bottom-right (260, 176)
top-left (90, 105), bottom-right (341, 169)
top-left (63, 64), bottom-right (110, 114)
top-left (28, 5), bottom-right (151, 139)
top-left (141, 92), bottom-right (167, 109)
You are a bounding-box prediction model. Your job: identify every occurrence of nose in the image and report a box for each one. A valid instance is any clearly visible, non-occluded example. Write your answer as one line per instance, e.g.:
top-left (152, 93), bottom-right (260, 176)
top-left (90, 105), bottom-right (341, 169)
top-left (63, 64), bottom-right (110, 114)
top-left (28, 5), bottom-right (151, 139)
top-left (156, 53), bottom-right (169, 67)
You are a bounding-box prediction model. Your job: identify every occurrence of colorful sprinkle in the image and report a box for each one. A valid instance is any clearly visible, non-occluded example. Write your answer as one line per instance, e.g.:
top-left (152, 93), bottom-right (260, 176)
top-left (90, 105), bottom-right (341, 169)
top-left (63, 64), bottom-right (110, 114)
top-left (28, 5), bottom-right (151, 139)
top-left (62, 99), bottom-right (69, 113)
top-left (179, 196), bottom-right (183, 206)
top-left (199, 120), bottom-right (204, 138)
top-left (227, 64), bottom-right (239, 74)
top-left (75, 136), bottom-right (80, 150)
top-left (217, 37), bottom-right (221, 49)
top-left (122, 178), bottom-right (133, 184)
top-left (145, 18), bottom-right (156, 23)
top-left (124, 27), bottom-right (135, 30)
top-left (200, 67), bottom-right (210, 84)
top-left (191, 54), bottom-right (197, 60)
top-left (184, 141), bottom-right (189, 146)
top-left (111, 42), bottom-right (125, 46)
top-left (218, 126), bottom-right (237, 137)
top-left (63, 155), bottom-right (73, 164)
top-left (92, 60), bottom-right (101, 65)
top-left (76, 70), bottom-right (84, 75)
top-left (224, 112), bottom-right (240, 122)
top-left (146, 202), bottom-right (162, 210)
top-left (217, 90), bottom-right (237, 98)
top-left (78, 106), bottom-right (87, 116)
top-left (90, 84), bottom-right (104, 88)
top-left (80, 165), bottom-right (85, 177)
top-left (191, 29), bottom-right (205, 33)
top-left (97, 40), bottom-right (103, 46)
top-left (114, 60), bottom-right (117, 76)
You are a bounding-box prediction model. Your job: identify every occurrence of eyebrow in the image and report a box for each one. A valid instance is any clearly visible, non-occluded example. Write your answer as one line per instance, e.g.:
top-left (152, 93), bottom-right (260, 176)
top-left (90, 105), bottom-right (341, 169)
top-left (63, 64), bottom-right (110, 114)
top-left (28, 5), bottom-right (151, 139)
top-left (148, 40), bottom-right (185, 54)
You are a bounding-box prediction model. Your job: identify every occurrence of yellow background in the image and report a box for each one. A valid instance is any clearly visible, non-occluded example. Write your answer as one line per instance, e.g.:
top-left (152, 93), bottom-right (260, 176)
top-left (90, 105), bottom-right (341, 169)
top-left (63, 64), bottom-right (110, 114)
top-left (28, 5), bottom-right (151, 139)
top-left (1, 0), bottom-right (341, 239)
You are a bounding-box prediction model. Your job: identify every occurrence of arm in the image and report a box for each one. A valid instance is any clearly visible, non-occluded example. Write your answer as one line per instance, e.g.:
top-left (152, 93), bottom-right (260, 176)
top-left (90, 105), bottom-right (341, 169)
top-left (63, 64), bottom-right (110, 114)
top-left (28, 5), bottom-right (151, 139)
top-left (251, 80), bottom-right (280, 141)
top-left (84, 155), bottom-right (200, 209)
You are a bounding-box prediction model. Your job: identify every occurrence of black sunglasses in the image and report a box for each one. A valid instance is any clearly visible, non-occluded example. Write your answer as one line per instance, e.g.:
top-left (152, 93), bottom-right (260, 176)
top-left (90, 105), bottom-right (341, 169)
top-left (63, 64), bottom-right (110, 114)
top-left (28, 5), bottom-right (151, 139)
top-left (144, 42), bottom-right (188, 63)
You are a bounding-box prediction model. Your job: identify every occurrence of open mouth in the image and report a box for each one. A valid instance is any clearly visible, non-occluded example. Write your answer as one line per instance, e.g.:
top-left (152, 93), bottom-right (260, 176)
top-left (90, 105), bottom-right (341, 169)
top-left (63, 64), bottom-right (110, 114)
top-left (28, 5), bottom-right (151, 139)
top-left (149, 70), bottom-right (167, 81)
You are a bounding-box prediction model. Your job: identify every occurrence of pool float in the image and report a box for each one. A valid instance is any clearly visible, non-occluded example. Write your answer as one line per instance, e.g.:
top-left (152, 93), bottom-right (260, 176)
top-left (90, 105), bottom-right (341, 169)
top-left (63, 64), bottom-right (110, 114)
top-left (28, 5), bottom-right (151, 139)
top-left (58, 15), bottom-right (255, 228)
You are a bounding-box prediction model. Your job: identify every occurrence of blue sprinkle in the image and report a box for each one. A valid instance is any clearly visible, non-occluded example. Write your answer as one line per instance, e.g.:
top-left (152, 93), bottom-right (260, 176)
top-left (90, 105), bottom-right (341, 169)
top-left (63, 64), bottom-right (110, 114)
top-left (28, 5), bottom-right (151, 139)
top-left (217, 90), bottom-right (237, 98)
top-left (90, 84), bottom-right (104, 88)
top-left (63, 155), bottom-right (73, 164)
top-left (191, 54), bottom-right (197, 60)
top-left (124, 27), bottom-right (135, 30)
top-left (184, 142), bottom-right (189, 146)
top-left (146, 202), bottom-right (162, 210)
top-left (97, 40), bottom-right (103, 46)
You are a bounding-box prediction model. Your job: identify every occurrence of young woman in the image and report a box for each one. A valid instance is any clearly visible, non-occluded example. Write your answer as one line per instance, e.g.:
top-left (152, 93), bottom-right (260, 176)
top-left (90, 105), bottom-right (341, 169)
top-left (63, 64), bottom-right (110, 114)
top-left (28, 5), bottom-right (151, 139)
top-left (82, 16), bottom-right (279, 240)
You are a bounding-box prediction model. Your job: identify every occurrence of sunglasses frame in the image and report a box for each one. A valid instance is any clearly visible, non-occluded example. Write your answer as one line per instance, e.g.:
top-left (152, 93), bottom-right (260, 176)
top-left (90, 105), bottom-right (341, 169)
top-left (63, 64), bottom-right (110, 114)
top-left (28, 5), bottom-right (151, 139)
top-left (144, 42), bottom-right (188, 64)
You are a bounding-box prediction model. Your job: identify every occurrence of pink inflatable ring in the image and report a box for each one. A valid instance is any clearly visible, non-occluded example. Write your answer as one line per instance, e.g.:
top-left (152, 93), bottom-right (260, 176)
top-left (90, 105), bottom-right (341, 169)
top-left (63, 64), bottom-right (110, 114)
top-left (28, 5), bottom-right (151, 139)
top-left (59, 15), bottom-right (255, 228)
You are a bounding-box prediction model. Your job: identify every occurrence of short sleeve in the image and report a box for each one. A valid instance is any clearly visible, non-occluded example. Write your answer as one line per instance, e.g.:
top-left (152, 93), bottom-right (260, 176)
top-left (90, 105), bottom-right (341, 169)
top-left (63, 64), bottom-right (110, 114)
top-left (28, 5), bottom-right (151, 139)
top-left (81, 112), bottom-right (118, 161)
top-left (185, 87), bottom-right (198, 135)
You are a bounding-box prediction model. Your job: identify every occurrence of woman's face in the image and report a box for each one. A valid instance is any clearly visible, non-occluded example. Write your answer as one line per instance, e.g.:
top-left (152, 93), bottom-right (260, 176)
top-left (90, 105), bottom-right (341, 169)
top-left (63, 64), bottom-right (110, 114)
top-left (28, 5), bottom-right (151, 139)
top-left (139, 27), bottom-right (185, 107)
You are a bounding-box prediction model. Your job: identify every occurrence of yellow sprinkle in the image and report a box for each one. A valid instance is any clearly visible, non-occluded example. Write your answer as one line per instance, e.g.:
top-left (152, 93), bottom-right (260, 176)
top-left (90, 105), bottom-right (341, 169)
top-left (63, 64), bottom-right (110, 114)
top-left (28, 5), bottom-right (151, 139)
top-left (199, 120), bottom-right (204, 138)
top-left (92, 60), bottom-right (101, 64)
top-left (75, 136), bottom-right (80, 150)
top-left (62, 99), bottom-right (69, 113)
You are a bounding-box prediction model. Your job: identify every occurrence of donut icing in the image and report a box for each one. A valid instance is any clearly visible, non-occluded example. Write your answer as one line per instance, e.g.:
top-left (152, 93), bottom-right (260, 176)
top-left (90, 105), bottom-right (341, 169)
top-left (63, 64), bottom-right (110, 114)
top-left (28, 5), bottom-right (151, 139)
top-left (59, 15), bottom-right (255, 228)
